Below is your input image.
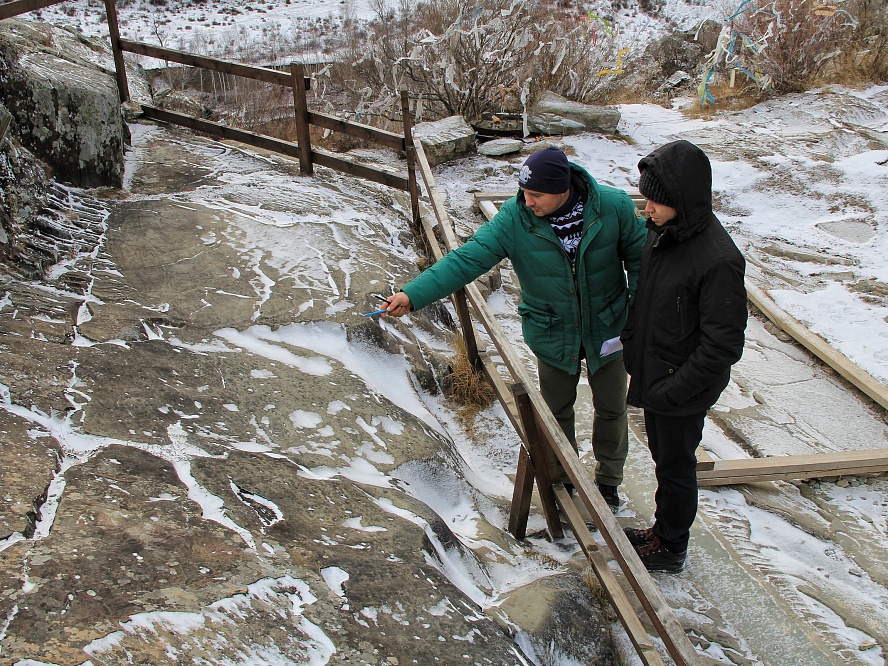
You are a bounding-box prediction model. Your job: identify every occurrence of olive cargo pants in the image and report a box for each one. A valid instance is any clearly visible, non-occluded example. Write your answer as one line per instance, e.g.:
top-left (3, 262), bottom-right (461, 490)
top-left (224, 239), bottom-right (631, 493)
top-left (537, 355), bottom-right (629, 487)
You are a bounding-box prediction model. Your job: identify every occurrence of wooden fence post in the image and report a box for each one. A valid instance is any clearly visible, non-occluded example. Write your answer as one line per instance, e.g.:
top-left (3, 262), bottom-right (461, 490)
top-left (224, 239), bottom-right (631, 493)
top-left (399, 87), bottom-right (421, 233)
top-left (289, 62), bottom-right (313, 175)
top-left (510, 384), bottom-right (563, 540)
top-left (103, 0), bottom-right (130, 103)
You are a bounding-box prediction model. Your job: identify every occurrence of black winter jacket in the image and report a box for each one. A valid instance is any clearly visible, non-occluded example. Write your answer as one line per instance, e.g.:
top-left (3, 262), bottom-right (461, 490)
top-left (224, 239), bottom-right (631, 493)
top-left (621, 140), bottom-right (748, 416)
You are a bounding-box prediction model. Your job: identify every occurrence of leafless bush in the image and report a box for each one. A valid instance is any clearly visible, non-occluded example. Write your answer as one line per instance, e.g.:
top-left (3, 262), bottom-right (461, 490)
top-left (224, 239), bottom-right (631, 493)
top-left (328, 0), bottom-right (623, 123)
top-left (703, 0), bottom-right (885, 98)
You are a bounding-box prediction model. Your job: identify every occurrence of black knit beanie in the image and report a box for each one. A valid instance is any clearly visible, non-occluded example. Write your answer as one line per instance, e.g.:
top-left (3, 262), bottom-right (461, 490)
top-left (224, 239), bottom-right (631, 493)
top-left (518, 147), bottom-right (572, 194)
top-left (638, 168), bottom-right (674, 207)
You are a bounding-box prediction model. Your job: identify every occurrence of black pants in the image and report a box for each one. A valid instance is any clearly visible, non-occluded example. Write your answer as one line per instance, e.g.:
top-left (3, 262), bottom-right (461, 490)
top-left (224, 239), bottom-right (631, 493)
top-left (644, 409), bottom-right (706, 553)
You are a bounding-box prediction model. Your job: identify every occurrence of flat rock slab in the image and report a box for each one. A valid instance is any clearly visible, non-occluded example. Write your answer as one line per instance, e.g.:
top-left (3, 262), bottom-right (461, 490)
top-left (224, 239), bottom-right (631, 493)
top-left (478, 138), bottom-right (524, 156)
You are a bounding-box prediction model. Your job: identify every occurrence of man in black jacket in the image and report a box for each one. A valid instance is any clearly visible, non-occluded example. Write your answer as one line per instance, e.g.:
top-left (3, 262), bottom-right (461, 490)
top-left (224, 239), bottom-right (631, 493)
top-left (620, 140), bottom-right (747, 572)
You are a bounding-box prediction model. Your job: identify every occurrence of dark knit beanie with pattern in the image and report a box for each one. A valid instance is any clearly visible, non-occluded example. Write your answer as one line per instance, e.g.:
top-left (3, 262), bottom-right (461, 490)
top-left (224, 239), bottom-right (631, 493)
top-left (518, 147), bottom-right (572, 194)
top-left (638, 168), bottom-right (674, 207)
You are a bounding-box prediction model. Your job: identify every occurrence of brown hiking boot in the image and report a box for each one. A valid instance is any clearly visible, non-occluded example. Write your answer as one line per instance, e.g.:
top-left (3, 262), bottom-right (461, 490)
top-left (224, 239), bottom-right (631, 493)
top-left (636, 535), bottom-right (686, 573)
top-left (623, 526), bottom-right (655, 548)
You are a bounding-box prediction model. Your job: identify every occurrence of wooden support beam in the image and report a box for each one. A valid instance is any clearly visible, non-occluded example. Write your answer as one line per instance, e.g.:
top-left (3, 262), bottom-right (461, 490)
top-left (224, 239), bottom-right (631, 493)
top-left (399, 87), bottom-right (421, 233)
top-left (0, 0), bottom-right (60, 20)
top-left (119, 39), bottom-right (298, 88)
top-left (512, 384), bottom-right (563, 540)
top-left (308, 110), bottom-right (405, 152)
top-left (508, 446), bottom-right (536, 539)
top-left (103, 0), bottom-right (129, 103)
top-left (698, 448), bottom-right (888, 486)
top-left (290, 63), bottom-right (313, 176)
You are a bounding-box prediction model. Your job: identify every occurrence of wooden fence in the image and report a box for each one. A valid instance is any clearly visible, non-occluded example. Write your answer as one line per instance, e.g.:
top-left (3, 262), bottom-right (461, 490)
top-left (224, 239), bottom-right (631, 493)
top-left (0, 0), bottom-right (422, 228)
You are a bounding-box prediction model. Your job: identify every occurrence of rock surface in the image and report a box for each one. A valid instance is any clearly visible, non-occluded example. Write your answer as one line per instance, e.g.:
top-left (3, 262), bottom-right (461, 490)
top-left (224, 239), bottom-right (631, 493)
top-left (0, 123), bottom-right (613, 665)
top-left (529, 92), bottom-right (621, 136)
top-left (0, 19), bottom-right (127, 188)
top-left (413, 115), bottom-right (477, 166)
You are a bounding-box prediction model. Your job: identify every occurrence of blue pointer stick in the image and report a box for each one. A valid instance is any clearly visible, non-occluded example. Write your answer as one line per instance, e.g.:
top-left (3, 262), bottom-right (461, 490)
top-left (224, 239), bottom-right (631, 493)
top-left (362, 309), bottom-right (387, 317)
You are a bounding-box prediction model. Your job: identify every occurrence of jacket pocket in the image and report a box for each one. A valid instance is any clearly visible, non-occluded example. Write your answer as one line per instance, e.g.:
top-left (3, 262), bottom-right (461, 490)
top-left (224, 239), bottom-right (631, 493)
top-left (597, 285), bottom-right (629, 327)
top-left (517, 301), bottom-right (561, 328)
top-left (518, 300), bottom-right (565, 363)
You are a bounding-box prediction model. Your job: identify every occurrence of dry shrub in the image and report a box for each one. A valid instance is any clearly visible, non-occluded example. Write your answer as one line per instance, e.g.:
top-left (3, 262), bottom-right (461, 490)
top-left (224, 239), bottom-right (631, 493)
top-left (445, 332), bottom-right (495, 431)
top-left (705, 0), bottom-right (886, 99)
top-left (330, 0), bottom-right (624, 123)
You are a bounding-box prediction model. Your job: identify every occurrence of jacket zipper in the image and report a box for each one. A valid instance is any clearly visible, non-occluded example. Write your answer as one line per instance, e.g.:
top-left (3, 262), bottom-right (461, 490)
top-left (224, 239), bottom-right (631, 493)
top-left (677, 296), bottom-right (683, 335)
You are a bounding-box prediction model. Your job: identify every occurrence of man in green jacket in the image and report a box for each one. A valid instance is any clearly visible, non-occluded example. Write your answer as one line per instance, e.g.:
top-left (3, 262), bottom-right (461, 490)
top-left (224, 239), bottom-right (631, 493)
top-left (384, 147), bottom-right (648, 510)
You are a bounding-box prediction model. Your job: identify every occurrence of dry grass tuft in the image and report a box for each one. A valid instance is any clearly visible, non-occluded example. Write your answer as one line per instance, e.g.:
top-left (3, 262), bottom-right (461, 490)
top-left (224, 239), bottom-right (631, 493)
top-left (445, 333), bottom-right (495, 432)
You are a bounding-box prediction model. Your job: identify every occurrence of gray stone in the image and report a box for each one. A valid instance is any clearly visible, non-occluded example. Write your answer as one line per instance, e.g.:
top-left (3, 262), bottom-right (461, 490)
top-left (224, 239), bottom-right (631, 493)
top-left (413, 115), bottom-right (477, 166)
top-left (477, 138), bottom-right (524, 156)
top-left (527, 113), bottom-right (588, 136)
top-left (0, 19), bottom-right (127, 188)
top-left (530, 91), bottom-right (621, 135)
top-left (0, 125), bottom-right (616, 665)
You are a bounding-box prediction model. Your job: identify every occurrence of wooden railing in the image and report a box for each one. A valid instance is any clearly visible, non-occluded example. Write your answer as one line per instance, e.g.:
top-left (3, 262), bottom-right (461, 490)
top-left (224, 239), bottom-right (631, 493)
top-left (1, 0), bottom-right (421, 225)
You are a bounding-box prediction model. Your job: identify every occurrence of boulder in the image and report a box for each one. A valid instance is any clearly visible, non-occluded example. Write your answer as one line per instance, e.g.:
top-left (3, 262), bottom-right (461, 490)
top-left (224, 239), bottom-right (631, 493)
top-left (477, 138), bottom-right (524, 156)
top-left (413, 115), bottom-right (477, 166)
top-left (530, 91), bottom-right (621, 135)
top-left (0, 19), bottom-right (127, 188)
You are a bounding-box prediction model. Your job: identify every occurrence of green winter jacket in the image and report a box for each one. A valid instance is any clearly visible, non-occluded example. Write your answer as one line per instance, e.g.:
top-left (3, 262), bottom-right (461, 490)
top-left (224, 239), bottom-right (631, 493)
top-left (402, 164), bottom-right (648, 375)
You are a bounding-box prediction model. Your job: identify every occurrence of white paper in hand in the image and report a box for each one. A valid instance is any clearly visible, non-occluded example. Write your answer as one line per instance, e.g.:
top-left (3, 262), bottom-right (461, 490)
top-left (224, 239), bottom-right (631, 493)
top-left (600, 336), bottom-right (623, 357)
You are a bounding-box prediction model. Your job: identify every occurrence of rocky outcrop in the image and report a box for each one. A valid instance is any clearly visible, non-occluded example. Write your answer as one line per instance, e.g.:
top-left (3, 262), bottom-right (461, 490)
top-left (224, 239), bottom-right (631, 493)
top-left (413, 115), bottom-right (477, 165)
top-left (529, 91), bottom-right (621, 135)
top-left (0, 19), bottom-right (127, 188)
top-left (591, 19), bottom-right (723, 104)
top-left (0, 123), bottom-right (616, 665)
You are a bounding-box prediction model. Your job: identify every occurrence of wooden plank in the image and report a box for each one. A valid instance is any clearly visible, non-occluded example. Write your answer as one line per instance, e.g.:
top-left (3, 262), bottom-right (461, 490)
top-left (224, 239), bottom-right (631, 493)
top-left (426, 174), bottom-right (701, 665)
top-left (473, 191), bottom-right (514, 202)
top-left (552, 486), bottom-right (666, 666)
top-left (696, 447), bottom-right (715, 471)
top-left (119, 39), bottom-right (295, 88)
top-left (477, 199), bottom-right (500, 223)
top-left (139, 106), bottom-right (408, 191)
top-left (697, 448), bottom-right (888, 486)
top-left (746, 281), bottom-right (888, 412)
top-left (413, 142), bottom-right (460, 251)
top-left (0, 0), bottom-right (60, 20)
top-left (309, 110), bottom-right (405, 152)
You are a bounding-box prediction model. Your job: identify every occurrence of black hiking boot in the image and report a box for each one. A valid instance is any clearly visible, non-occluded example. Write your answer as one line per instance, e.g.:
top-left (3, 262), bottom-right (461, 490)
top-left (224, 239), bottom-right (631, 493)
top-left (636, 535), bottom-right (686, 573)
top-left (597, 483), bottom-right (621, 513)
